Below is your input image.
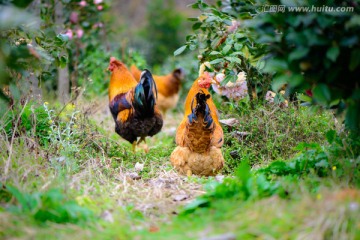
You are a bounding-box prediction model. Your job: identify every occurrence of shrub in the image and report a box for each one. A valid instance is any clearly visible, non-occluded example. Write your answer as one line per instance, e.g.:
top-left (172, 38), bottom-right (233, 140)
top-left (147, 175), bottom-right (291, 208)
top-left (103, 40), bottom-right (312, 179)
top-left (2, 102), bottom-right (51, 146)
top-left (176, 0), bottom-right (271, 102)
top-left (141, 0), bottom-right (187, 66)
top-left (252, 0), bottom-right (360, 132)
top-left (181, 160), bottom-right (285, 214)
top-left (259, 131), bottom-right (360, 187)
top-left (3, 186), bottom-right (94, 224)
top-left (217, 99), bottom-right (334, 173)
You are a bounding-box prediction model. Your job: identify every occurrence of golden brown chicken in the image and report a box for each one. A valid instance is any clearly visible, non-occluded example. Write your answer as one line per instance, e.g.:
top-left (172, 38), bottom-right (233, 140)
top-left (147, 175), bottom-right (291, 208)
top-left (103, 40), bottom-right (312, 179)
top-left (170, 72), bottom-right (224, 176)
top-left (108, 57), bottom-right (163, 152)
top-left (130, 64), bottom-right (184, 116)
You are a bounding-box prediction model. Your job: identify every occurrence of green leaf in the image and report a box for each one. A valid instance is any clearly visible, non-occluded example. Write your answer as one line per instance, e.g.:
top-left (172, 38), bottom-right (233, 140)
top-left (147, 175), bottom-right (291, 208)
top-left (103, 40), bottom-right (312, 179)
top-left (60, 56), bottom-right (67, 68)
top-left (188, 3), bottom-right (199, 9)
top-left (174, 45), bottom-right (187, 56)
top-left (297, 93), bottom-right (312, 102)
top-left (349, 49), bottom-right (360, 71)
top-left (192, 22), bottom-right (202, 30)
top-left (209, 51), bottom-right (221, 55)
top-left (288, 47), bottom-right (309, 61)
top-left (56, 34), bottom-right (69, 43)
top-left (326, 46), bottom-right (339, 62)
top-left (345, 102), bottom-right (360, 131)
top-left (209, 58), bottom-right (224, 64)
top-left (345, 15), bottom-right (360, 28)
top-left (205, 16), bottom-right (217, 23)
top-left (222, 44), bottom-right (232, 54)
top-left (221, 74), bottom-right (236, 86)
top-left (211, 36), bottom-right (221, 49)
top-left (235, 160), bottom-right (252, 185)
top-left (224, 56), bottom-right (241, 64)
top-left (6, 185), bottom-right (38, 212)
top-left (326, 130), bottom-right (336, 144)
top-left (315, 159), bottom-right (329, 168)
top-left (262, 59), bottom-right (288, 73)
top-left (289, 74), bottom-right (304, 88)
top-left (182, 198), bottom-right (209, 214)
top-left (313, 84), bottom-right (331, 105)
top-left (234, 43), bottom-right (243, 51)
top-left (35, 37), bottom-right (42, 45)
top-left (271, 75), bottom-right (289, 92)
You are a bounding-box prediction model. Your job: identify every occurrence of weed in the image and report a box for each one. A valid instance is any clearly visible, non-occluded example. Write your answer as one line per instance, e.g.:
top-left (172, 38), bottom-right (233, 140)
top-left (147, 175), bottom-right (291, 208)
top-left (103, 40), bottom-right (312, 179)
top-left (215, 98), bottom-right (335, 173)
top-left (2, 186), bottom-right (94, 225)
top-left (181, 160), bottom-right (285, 215)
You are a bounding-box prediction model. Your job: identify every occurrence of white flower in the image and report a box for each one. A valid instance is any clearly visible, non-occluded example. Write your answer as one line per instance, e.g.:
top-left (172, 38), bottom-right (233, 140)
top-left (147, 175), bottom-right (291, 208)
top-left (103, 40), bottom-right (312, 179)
top-left (236, 71), bottom-right (247, 83)
top-left (215, 73), bottom-right (225, 83)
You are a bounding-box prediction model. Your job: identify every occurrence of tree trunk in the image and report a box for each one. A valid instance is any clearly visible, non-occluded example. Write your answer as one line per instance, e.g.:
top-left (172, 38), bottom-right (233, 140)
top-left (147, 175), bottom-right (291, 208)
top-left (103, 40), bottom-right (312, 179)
top-left (55, 1), bottom-right (70, 104)
top-left (29, 74), bottom-right (42, 102)
top-left (58, 67), bottom-right (70, 103)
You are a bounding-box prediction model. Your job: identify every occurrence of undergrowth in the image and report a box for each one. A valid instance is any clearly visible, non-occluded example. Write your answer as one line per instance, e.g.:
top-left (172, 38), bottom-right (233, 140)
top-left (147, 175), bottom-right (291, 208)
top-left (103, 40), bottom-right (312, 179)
top-left (214, 97), bottom-right (336, 173)
top-left (0, 99), bottom-right (359, 239)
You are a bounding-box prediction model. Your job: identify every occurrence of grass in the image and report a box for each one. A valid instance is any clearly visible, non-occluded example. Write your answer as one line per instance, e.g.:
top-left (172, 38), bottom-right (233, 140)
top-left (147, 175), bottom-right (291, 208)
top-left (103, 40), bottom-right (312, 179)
top-left (0, 97), bottom-right (359, 239)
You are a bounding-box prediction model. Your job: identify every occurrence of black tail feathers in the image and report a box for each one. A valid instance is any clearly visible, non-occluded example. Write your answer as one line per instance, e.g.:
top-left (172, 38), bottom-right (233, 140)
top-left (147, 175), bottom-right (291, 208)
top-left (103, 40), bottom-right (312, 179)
top-left (188, 91), bottom-right (213, 129)
top-left (133, 69), bottom-right (158, 117)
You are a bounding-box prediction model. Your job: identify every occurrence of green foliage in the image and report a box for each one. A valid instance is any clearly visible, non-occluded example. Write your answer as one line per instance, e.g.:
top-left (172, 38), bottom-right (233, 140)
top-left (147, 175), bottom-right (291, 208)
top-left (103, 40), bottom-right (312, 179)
top-left (259, 132), bottom-right (360, 186)
top-left (141, 0), bottom-right (187, 66)
top-left (76, 47), bottom-right (111, 97)
top-left (63, 0), bottom-right (113, 97)
top-left (218, 99), bottom-right (334, 173)
top-left (178, 0), bottom-right (271, 100)
top-left (3, 186), bottom-right (94, 224)
top-left (0, 2), bottom-right (70, 106)
top-left (182, 160), bottom-right (284, 214)
top-left (251, 0), bottom-right (360, 132)
top-left (2, 102), bottom-right (51, 145)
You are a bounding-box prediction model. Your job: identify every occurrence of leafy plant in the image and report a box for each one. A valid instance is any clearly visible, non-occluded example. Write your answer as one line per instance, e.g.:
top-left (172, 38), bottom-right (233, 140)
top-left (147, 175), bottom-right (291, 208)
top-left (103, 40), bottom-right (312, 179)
top-left (251, 0), bottom-right (360, 132)
top-left (176, 0), bottom-right (271, 102)
top-left (141, 0), bottom-right (187, 66)
top-left (4, 186), bottom-right (94, 224)
top-left (259, 131), bottom-right (360, 186)
top-left (182, 160), bottom-right (285, 214)
top-left (218, 99), bottom-right (334, 173)
top-left (2, 101), bottom-right (51, 145)
top-left (0, 1), bottom-right (70, 107)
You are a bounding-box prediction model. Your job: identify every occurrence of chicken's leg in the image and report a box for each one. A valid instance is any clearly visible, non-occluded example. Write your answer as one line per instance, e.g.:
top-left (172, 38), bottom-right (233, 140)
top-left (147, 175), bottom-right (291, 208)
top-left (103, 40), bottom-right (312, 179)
top-left (137, 136), bottom-right (146, 145)
top-left (137, 137), bottom-right (149, 153)
top-left (132, 141), bottom-right (137, 153)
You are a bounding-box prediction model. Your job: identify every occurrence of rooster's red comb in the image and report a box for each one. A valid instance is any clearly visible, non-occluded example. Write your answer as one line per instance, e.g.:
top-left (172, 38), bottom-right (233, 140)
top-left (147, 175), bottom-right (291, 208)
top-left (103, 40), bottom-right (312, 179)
top-left (110, 56), bottom-right (117, 63)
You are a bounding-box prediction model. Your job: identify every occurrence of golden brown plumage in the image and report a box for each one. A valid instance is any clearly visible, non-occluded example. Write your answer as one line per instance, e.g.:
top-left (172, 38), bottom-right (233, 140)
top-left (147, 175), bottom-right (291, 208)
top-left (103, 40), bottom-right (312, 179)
top-left (130, 64), bottom-right (184, 116)
top-left (108, 57), bottom-right (163, 152)
top-left (170, 72), bottom-right (224, 176)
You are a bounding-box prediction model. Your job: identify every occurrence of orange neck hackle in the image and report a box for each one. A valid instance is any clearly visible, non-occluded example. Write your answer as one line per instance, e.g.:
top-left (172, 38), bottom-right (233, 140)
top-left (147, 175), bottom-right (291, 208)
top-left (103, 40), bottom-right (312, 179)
top-left (183, 71), bottom-right (221, 125)
top-left (184, 72), bottom-right (213, 115)
top-left (108, 57), bottom-right (138, 101)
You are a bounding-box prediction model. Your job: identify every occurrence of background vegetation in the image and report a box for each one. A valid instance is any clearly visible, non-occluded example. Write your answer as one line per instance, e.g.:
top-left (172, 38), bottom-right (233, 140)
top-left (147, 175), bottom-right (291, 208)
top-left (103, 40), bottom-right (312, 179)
top-left (1, 0), bottom-right (359, 239)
